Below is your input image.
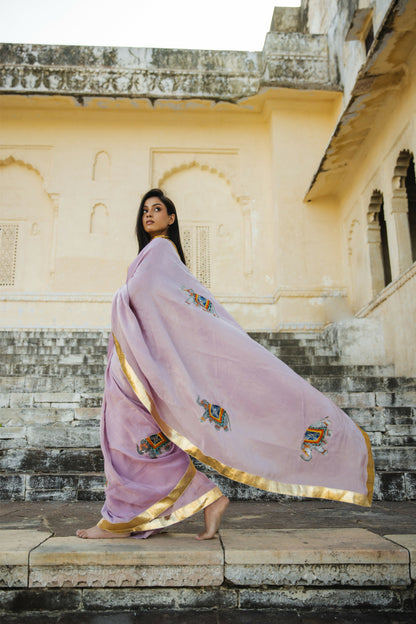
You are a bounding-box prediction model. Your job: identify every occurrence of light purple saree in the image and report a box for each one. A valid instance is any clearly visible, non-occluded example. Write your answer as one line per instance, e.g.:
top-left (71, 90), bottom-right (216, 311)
top-left (98, 237), bottom-right (374, 536)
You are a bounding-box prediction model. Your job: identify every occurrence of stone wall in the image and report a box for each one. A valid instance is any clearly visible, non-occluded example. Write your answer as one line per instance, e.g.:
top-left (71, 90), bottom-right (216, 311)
top-left (0, 88), bottom-right (344, 331)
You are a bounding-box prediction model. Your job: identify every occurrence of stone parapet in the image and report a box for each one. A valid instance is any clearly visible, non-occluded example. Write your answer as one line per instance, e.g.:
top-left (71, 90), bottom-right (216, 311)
top-left (0, 33), bottom-right (335, 102)
top-left (262, 32), bottom-right (332, 88)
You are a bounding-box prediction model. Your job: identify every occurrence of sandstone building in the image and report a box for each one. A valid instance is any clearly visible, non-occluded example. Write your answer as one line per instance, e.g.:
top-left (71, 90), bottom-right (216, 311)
top-left (1, 0), bottom-right (415, 376)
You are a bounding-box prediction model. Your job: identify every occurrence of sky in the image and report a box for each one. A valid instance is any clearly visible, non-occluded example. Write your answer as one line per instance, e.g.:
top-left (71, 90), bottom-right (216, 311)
top-left (0, 0), bottom-right (301, 51)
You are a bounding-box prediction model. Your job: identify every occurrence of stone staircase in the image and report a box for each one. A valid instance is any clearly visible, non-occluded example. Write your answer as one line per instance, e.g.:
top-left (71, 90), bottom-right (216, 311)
top-left (0, 328), bottom-right (416, 502)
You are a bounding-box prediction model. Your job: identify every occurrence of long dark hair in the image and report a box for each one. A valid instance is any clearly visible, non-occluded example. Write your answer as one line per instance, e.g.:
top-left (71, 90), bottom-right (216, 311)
top-left (136, 188), bottom-right (186, 265)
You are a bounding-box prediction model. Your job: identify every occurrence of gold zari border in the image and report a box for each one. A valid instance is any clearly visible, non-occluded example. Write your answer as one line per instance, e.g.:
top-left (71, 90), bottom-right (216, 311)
top-left (113, 334), bottom-right (152, 412)
top-left (99, 484), bottom-right (223, 534)
top-left (99, 459), bottom-right (196, 533)
top-left (134, 485), bottom-right (223, 532)
top-left (114, 333), bottom-right (374, 508)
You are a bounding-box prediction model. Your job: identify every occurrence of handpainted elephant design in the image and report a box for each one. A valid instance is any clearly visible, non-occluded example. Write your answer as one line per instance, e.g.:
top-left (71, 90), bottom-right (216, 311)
top-left (184, 288), bottom-right (218, 316)
top-left (300, 418), bottom-right (331, 461)
top-left (137, 432), bottom-right (172, 459)
top-left (197, 396), bottom-right (231, 431)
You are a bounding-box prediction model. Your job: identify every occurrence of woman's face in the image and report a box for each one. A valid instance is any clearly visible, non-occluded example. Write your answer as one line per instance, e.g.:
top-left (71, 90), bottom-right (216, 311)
top-left (142, 196), bottom-right (175, 239)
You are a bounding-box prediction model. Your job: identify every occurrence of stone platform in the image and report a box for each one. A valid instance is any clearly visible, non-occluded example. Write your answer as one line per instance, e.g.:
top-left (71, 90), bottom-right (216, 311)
top-left (1, 500), bottom-right (415, 619)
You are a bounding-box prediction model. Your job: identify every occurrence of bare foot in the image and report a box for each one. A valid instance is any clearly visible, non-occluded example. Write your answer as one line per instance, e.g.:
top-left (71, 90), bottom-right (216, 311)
top-left (76, 525), bottom-right (131, 539)
top-left (196, 495), bottom-right (229, 540)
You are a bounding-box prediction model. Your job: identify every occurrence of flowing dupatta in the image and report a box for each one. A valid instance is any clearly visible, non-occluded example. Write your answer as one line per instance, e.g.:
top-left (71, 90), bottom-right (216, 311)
top-left (99, 237), bottom-right (374, 534)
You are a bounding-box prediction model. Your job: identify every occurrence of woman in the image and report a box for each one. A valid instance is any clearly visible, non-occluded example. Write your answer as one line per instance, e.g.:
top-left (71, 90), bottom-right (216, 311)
top-left (77, 189), bottom-right (373, 540)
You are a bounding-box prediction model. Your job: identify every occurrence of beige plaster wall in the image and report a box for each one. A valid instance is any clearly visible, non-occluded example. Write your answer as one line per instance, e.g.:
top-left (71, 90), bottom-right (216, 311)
top-left (268, 93), bottom-right (348, 329)
top-left (0, 90), bottom-right (343, 331)
top-left (0, 162), bottom-right (56, 292)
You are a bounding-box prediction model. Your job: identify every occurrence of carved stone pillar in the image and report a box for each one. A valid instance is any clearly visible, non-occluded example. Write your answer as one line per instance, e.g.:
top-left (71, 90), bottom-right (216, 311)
top-left (390, 176), bottom-right (413, 278)
top-left (366, 211), bottom-right (385, 296)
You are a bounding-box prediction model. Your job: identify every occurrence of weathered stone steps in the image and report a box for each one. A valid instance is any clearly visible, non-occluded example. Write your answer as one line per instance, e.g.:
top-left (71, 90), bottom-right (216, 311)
top-left (1, 408), bottom-right (414, 445)
top-left (0, 359), bottom-right (397, 377)
top-left (1, 329), bottom-right (415, 502)
top-left (294, 364), bottom-right (396, 376)
top-left (307, 377), bottom-right (416, 393)
top-left (0, 472), bottom-right (105, 502)
top-left (0, 364), bottom-right (106, 376)
top-left (1, 454), bottom-right (416, 503)
top-left (1, 352), bottom-right (106, 361)
top-left (3, 369), bottom-right (414, 394)
top-left (2, 355), bottom-right (393, 370)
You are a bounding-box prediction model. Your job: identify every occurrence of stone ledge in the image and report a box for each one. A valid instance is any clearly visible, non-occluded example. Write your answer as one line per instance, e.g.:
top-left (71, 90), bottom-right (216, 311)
top-left (0, 530), bottom-right (52, 588)
top-left (30, 533), bottom-right (222, 565)
top-left (221, 528), bottom-right (411, 587)
top-left (29, 533), bottom-right (223, 588)
top-left (0, 528), bottom-right (414, 591)
top-left (385, 534), bottom-right (416, 581)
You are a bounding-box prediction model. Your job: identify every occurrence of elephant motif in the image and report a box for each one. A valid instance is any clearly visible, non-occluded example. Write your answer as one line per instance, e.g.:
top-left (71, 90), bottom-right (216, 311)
top-left (197, 396), bottom-right (231, 431)
top-left (137, 432), bottom-right (172, 459)
top-left (300, 418), bottom-right (331, 461)
top-left (183, 288), bottom-right (218, 316)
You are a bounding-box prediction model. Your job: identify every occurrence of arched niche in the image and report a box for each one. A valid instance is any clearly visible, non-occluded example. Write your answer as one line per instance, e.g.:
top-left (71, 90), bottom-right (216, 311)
top-left (92, 151), bottom-right (110, 182)
top-left (160, 164), bottom-right (250, 294)
top-left (90, 202), bottom-right (109, 235)
top-left (0, 159), bottom-right (57, 291)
